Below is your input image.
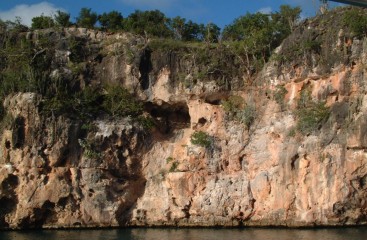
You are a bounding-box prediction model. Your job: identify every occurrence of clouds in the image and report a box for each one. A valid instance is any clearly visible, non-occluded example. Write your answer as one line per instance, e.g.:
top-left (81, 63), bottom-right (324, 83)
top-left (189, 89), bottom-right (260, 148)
top-left (0, 1), bottom-right (64, 26)
top-left (258, 7), bottom-right (272, 14)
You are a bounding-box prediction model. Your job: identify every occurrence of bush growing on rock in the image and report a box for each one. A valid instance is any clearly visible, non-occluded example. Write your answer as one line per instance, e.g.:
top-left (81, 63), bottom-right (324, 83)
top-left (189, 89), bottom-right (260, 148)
top-left (222, 95), bottom-right (257, 129)
top-left (102, 85), bottom-right (143, 117)
top-left (343, 8), bottom-right (367, 38)
top-left (31, 15), bottom-right (55, 30)
top-left (296, 101), bottom-right (330, 134)
top-left (273, 85), bottom-right (288, 110)
top-left (238, 104), bottom-right (257, 129)
top-left (190, 131), bottom-right (212, 148)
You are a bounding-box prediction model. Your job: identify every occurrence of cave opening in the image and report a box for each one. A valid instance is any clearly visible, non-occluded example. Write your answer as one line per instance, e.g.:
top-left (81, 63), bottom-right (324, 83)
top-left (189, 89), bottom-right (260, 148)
top-left (145, 101), bottom-right (191, 134)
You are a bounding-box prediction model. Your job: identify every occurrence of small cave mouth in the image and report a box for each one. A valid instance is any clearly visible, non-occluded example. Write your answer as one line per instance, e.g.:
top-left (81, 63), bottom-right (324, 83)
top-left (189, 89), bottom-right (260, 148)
top-left (198, 117), bottom-right (207, 127)
top-left (5, 140), bottom-right (10, 149)
top-left (198, 117), bottom-right (207, 124)
top-left (145, 101), bottom-right (191, 134)
top-left (204, 93), bottom-right (229, 105)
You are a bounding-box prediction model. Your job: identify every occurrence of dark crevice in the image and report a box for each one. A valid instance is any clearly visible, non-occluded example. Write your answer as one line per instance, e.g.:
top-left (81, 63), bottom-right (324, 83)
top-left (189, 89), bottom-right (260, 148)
top-left (291, 153), bottom-right (299, 170)
top-left (12, 116), bottom-right (25, 149)
top-left (139, 49), bottom-right (152, 90)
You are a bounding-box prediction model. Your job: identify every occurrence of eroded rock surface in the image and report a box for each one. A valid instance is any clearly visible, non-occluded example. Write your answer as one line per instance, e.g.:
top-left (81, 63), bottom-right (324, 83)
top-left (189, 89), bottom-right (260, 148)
top-left (1, 8), bottom-right (367, 228)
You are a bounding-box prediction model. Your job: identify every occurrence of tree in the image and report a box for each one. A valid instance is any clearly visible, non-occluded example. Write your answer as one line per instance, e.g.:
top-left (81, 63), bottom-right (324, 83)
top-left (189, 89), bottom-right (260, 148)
top-left (202, 23), bottom-right (221, 43)
top-left (0, 19), bottom-right (6, 33)
top-left (31, 15), bottom-right (55, 29)
top-left (222, 12), bottom-right (275, 73)
top-left (343, 8), bottom-right (367, 37)
top-left (124, 10), bottom-right (172, 38)
top-left (98, 11), bottom-right (124, 31)
top-left (272, 5), bottom-right (301, 33)
top-left (170, 16), bottom-right (186, 40)
top-left (3, 17), bottom-right (28, 32)
top-left (76, 8), bottom-right (97, 29)
top-left (182, 21), bottom-right (203, 41)
top-left (168, 17), bottom-right (204, 41)
top-left (54, 10), bottom-right (71, 27)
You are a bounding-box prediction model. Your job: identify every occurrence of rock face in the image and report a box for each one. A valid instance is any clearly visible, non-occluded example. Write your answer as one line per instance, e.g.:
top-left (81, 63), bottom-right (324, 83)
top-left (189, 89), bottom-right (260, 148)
top-left (1, 8), bottom-right (367, 228)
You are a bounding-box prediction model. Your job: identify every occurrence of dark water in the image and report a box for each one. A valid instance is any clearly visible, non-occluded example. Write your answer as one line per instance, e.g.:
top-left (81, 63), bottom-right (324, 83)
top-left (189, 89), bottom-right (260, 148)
top-left (1, 227), bottom-right (367, 240)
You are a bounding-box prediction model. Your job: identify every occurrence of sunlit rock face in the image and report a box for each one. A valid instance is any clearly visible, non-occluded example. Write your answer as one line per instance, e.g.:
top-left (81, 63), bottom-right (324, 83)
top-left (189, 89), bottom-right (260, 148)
top-left (1, 8), bottom-right (367, 229)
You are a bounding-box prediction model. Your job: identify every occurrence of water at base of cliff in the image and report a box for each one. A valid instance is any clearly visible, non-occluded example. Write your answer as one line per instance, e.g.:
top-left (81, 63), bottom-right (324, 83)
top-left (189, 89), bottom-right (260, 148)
top-left (1, 227), bottom-right (367, 240)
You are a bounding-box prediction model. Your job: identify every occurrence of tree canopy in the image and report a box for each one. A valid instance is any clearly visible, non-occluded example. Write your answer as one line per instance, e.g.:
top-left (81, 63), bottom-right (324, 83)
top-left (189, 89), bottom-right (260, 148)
top-left (98, 11), bottom-right (124, 31)
top-left (124, 10), bottom-right (172, 38)
top-left (31, 15), bottom-right (55, 29)
top-left (12, 4), bottom-right (302, 49)
top-left (76, 8), bottom-right (98, 29)
top-left (54, 10), bottom-right (72, 27)
top-left (222, 5), bottom-right (302, 66)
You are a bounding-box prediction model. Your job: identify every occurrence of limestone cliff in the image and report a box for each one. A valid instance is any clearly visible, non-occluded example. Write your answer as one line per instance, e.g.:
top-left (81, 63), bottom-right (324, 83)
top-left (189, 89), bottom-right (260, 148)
top-left (1, 7), bottom-right (367, 228)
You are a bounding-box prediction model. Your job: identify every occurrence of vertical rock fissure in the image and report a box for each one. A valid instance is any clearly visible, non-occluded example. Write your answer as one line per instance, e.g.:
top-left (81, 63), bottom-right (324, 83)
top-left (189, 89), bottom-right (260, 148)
top-left (139, 49), bottom-right (152, 90)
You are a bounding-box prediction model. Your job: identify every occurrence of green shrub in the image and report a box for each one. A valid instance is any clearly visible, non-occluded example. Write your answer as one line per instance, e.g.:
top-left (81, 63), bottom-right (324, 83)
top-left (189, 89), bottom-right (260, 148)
top-left (302, 39), bottom-right (321, 53)
top-left (102, 85), bottom-right (143, 117)
top-left (273, 85), bottom-right (288, 110)
top-left (222, 95), bottom-right (257, 128)
top-left (78, 139), bottom-right (101, 159)
top-left (166, 157), bottom-right (174, 163)
top-left (75, 86), bottom-right (103, 119)
top-left (190, 131), bottom-right (212, 148)
top-left (296, 101), bottom-right (330, 134)
top-left (237, 104), bottom-right (257, 129)
top-left (137, 116), bottom-right (155, 130)
top-left (222, 95), bottom-right (244, 115)
top-left (343, 8), bottom-right (367, 37)
top-left (287, 127), bottom-right (296, 137)
top-left (41, 93), bottom-right (74, 117)
top-left (68, 37), bottom-right (86, 63)
top-left (169, 161), bottom-right (179, 172)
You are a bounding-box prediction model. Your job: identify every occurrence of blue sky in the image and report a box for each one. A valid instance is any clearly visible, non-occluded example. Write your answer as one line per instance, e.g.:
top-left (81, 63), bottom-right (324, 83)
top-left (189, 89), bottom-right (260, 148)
top-left (0, 0), bottom-right (345, 28)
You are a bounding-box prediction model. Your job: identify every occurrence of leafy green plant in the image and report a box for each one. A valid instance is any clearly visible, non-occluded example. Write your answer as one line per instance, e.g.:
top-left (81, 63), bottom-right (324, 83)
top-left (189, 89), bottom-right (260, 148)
top-left (343, 8), bottom-right (367, 38)
top-left (78, 139), bottom-right (102, 159)
top-left (137, 116), bottom-right (154, 129)
top-left (222, 95), bottom-right (245, 116)
top-left (302, 39), bottom-right (321, 53)
top-left (295, 87), bottom-right (330, 134)
top-left (165, 157), bottom-right (179, 172)
top-left (81, 122), bottom-right (97, 132)
top-left (296, 101), bottom-right (330, 134)
top-left (238, 104), bottom-right (257, 129)
top-left (169, 161), bottom-right (179, 172)
top-left (75, 86), bottom-right (103, 119)
top-left (287, 127), bottom-right (296, 137)
top-left (222, 95), bottom-right (257, 128)
top-left (68, 37), bottom-right (86, 63)
top-left (190, 131), bottom-right (212, 148)
top-left (41, 93), bottom-right (74, 117)
top-left (102, 85), bottom-right (143, 117)
top-left (273, 85), bottom-right (288, 110)
top-left (166, 157), bottom-right (174, 164)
